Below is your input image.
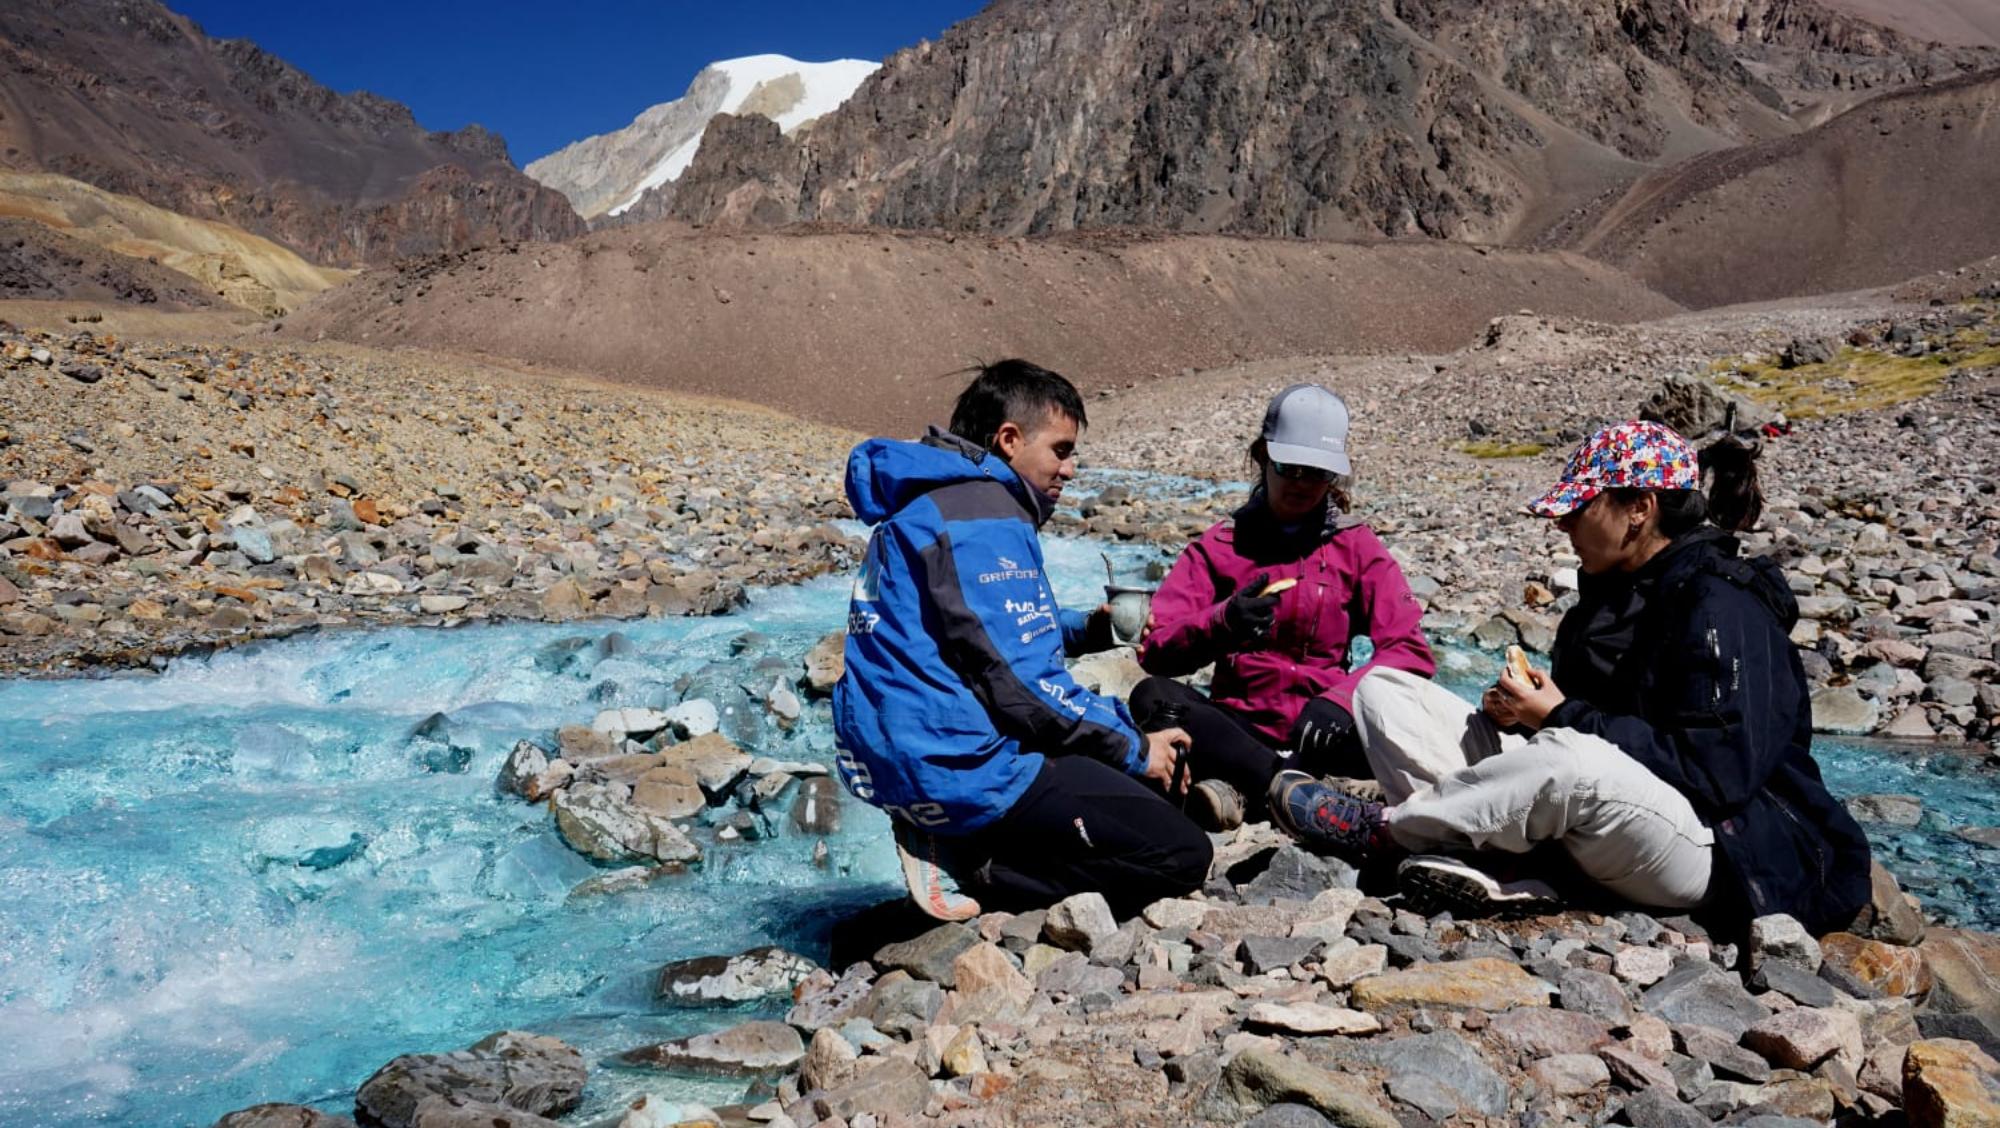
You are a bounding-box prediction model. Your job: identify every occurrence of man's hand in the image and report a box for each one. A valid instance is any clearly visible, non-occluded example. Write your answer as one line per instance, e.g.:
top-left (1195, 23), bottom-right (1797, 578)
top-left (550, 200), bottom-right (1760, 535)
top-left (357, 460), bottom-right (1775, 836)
top-left (1483, 662), bottom-right (1566, 731)
top-left (1224, 573), bottom-right (1282, 642)
top-left (1143, 727), bottom-right (1192, 794)
top-left (1082, 603), bottom-right (1117, 653)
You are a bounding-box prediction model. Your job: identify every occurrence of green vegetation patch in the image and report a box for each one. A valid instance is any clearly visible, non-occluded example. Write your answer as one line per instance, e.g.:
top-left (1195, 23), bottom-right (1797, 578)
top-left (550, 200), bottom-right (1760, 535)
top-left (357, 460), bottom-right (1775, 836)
top-left (1459, 440), bottom-right (1548, 459)
top-left (1709, 307), bottom-right (2000, 419)
top-left (1714, 348), bottom-right (1955, 418)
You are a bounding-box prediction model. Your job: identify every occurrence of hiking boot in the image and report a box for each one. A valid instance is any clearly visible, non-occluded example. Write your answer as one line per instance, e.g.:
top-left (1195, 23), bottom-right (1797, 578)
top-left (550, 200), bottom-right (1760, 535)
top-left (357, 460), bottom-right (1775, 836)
top-left (1187, 778), bottom-right (1245, 832)
top-left (1396, 854), bottom-right (1561, 919)
top-left (893, 822), bottom-right (982, 922)
top-left (1267, 769), bottom-right (1391, 863)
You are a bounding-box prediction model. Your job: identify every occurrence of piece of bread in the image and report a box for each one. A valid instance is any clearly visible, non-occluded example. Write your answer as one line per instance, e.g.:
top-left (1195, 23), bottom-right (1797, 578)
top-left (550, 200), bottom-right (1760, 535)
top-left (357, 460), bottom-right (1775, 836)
top-left (1505, 645), bottom-right (1534, 684)
top-left (1260, 577), bottom-right (1300, 597)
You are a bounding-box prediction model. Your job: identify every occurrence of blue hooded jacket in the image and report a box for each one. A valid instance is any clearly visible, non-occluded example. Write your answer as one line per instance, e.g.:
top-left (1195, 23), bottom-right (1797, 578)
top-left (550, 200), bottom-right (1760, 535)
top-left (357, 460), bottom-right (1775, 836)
top-left (832, 429), bottom-right (1146, 833)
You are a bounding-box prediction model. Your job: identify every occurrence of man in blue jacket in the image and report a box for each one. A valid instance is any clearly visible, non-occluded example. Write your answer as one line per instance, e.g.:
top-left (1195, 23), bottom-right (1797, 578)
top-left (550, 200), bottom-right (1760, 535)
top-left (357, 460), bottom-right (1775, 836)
top-left (834, 360), bottom-right (1211, 920)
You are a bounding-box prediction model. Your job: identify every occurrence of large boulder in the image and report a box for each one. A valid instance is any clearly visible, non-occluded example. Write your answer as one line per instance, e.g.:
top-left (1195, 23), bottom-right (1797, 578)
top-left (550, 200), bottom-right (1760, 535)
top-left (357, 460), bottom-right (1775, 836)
top-left (1639, 374), bottom-right (1775, 440)
top-left (353, 1031), bottom-right (585, 1128)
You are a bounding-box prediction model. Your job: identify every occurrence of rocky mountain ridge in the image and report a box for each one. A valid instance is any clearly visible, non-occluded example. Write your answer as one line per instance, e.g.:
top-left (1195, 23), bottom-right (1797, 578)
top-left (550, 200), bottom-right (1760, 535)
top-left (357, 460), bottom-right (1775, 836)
top-left (0, 0), bottom-right (584, 267)
top-left (659, 0), bottom-right (1997, 243)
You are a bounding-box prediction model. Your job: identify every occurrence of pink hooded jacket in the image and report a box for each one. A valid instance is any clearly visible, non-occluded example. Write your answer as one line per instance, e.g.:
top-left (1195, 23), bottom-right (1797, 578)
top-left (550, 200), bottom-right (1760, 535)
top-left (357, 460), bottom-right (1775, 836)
top-left (1137, 508), bottom-right (1436, 745)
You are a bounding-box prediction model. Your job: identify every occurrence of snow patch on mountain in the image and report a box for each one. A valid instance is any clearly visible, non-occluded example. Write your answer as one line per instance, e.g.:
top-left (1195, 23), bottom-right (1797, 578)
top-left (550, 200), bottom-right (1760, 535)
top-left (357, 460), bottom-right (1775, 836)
top-left (626, 56), bottom-right (875, 217)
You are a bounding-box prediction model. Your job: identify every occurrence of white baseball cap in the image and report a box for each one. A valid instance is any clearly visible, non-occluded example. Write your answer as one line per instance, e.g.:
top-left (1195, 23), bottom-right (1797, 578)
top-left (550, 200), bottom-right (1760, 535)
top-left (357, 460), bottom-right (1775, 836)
top-left (1260, 384), bottom-right (1351, 475)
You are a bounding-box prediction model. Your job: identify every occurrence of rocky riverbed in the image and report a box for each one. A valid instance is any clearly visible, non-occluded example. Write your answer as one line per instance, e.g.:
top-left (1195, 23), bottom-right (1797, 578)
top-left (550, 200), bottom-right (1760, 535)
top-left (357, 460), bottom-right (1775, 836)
top-left (209, 829), bottom-right (2000, 1128)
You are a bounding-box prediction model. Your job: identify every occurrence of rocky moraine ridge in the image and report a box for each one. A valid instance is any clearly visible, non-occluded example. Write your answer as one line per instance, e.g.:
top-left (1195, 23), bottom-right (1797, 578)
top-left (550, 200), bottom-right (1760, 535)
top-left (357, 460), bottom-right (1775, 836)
top-left (0, 325), bottom-right (885, 672)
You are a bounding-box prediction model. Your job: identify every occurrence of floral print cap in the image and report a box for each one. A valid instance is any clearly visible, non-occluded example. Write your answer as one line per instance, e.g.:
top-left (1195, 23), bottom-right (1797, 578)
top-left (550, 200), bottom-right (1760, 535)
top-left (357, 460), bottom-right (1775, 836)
top-left (1527, 420), bottom-right (1699, 518)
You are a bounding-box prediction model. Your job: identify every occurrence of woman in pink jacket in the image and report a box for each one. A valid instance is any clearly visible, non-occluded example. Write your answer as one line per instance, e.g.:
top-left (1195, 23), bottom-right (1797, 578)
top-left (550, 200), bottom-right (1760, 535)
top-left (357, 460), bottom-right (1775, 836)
top-left (1134, 384), bottom-right (1437, 829)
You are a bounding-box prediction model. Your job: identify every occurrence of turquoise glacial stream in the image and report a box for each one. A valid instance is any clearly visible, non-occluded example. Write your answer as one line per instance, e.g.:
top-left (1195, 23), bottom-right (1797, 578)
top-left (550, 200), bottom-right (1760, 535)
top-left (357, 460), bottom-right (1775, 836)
top-left (1, 531), bottom-right (1995, 1127)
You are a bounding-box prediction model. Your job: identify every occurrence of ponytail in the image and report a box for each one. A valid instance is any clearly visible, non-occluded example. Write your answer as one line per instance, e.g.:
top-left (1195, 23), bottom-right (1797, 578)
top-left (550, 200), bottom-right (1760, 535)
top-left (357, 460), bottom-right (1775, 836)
top-left (1698, 435), bottom-right (1763, 532)
top-left (1608, 435), bottom-right (1764, 536)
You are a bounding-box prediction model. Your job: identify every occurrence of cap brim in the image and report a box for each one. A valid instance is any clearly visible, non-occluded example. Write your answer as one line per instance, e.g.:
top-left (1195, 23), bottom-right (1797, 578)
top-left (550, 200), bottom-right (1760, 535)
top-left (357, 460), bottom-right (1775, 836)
top-left (1526, 481), bottom-right (1599, 518)
top-left (1265, 441), bottom-right (1351, 476)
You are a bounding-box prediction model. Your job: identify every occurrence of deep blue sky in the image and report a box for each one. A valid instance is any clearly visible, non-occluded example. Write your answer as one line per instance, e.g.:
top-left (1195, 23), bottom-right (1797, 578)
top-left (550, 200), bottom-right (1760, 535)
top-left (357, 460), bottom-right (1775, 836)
top-left (171, 0), bottom-right (989, 165)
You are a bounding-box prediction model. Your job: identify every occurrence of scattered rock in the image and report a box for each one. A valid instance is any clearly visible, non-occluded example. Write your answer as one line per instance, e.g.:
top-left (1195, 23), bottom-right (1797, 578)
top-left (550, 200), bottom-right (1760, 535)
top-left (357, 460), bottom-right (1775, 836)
top-left (353, 1031), bottom-right (585, 1128)
top-left (801, 631), bottom-right (844, 696)
top-left (550, 781), bottom-right (701, 865)
top-left (1742, 1007), bottom-right (1863, 1071)
top-left (655, 946), bottom-right (818, 1007)
top-left (1822, 932), bottom-right (1934, 998)
top-left (1204, 1045), bottom-right (1400, 1128)
top-left (874, 923), bottom-right (979, 987)
top-left (213, 1106), bottom-right (358, 1128)
top-left (1641, 961), bottom-right (1772, 1038)
top-left (1903, 1038), bottom-right (2000, 1127)
top-left (618, 1020), bottom-right (804, 1076)
top-left (1043, 891), bottom-right (1117, 951)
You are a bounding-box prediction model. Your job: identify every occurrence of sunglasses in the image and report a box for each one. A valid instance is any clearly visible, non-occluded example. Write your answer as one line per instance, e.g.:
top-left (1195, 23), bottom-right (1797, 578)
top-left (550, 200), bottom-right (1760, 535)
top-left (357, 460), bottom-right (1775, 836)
top-left (1271, 461), bottom-right (1336, 483)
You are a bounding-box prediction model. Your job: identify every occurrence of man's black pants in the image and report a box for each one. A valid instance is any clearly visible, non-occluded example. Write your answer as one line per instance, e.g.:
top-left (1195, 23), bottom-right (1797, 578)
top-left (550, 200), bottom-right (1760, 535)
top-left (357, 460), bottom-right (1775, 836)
top-left (969, 753), bottom-right (1212, 918)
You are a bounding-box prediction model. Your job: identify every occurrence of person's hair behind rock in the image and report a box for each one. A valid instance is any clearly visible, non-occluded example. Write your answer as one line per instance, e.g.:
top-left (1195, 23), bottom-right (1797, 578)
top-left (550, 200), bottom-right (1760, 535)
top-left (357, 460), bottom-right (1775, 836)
top-left (1608, 435), bottom-right (1764, 535)
top-left (948, 359), bottom-right (1087, 452)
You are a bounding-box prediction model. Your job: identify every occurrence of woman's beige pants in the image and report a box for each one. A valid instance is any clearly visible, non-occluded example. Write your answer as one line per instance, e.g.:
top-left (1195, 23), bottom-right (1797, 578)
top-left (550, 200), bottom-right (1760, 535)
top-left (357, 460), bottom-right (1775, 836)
top-left (1352, 667), bottom-right (1714, 910)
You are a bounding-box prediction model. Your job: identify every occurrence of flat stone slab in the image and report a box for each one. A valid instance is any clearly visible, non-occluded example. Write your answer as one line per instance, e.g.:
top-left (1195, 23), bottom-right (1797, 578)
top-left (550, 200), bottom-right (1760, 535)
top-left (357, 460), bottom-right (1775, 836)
top-left (1349, 958), bottom-right (1552, 1011)
top-left (1640, 961), bottom-right (1771, 1038)
top-left (1247, 1003), bottom-right (1383, 1036)
top-left (1488, 1008), bottom-right (1612, 1057)
top-left (618, 1019), bottom-right (804, 1076)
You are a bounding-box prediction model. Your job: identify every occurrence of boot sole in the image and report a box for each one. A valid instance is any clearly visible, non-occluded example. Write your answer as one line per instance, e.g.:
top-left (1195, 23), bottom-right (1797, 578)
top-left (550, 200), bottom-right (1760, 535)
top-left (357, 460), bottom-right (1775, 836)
top-left (896, 839), bottom-right (981, 922)
top-left (1397, 861), bottom-right (1560, 920)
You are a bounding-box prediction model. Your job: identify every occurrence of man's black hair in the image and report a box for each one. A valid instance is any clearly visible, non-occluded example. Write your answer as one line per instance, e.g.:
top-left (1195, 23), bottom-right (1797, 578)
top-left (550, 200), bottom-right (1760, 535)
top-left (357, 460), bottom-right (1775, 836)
top-left (947, 359), bottom-right (1087, 452)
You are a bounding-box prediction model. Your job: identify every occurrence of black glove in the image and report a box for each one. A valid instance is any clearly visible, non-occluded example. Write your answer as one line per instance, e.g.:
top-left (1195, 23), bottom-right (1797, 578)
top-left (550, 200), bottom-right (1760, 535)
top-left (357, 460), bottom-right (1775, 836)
top-left (1290, 697), bottom-right (1361, 772)
top-left (1223, 573), bottom-right (1281, 641)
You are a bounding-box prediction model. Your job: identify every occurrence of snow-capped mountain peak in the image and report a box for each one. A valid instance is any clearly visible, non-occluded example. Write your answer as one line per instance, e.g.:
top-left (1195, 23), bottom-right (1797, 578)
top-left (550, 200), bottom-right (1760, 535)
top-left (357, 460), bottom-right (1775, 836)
top-left (525, 54), bottom-right (878, 221)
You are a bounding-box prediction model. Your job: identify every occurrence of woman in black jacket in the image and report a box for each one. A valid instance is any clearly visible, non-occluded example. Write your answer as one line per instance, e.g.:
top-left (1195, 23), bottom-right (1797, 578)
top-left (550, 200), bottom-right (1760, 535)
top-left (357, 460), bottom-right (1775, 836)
top-left (1269, 421), bottom-right (1872, 935)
